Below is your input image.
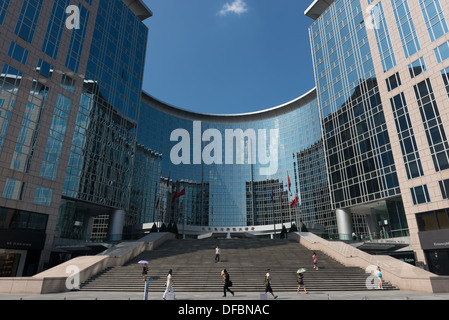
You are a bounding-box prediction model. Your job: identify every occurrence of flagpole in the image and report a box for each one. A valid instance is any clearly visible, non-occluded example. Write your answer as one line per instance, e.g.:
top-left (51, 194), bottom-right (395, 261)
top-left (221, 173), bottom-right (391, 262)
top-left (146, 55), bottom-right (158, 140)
top-left (272, 188), bottom-right (276, 239)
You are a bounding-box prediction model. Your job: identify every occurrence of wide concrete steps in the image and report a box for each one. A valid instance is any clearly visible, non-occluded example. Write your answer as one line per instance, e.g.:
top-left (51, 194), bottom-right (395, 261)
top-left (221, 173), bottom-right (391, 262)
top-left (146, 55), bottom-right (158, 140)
top-left (80, 238), bottom-right (397, 292)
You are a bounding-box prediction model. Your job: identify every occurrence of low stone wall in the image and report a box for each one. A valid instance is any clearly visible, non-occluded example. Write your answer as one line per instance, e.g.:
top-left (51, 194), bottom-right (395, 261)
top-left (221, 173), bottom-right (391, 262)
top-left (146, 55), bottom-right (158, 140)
top-left (289, 232), bottom-right (449, 293)
top-left (0, 232), bottom-right (175, 294)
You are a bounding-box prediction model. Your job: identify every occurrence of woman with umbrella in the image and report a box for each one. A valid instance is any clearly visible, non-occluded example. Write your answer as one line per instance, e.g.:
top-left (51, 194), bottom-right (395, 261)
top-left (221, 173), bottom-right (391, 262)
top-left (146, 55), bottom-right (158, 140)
top-left (297, 268), bottom-right (309, 294)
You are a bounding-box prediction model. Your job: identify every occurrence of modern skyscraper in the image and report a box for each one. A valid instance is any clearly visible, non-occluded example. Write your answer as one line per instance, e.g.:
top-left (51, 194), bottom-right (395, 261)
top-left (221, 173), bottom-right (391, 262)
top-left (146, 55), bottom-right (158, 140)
top-left (0, 0), bottom-right (151, 276)
top-left (1, 0), bottom-right (448, 279)
top-left (306, 0), bottom-right (449, 275)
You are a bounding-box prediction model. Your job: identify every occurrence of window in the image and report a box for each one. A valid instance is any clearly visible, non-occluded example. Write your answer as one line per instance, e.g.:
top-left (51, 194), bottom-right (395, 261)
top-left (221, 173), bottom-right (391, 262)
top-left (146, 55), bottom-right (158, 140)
top-left (10, 80), bottom-right (49, 173)
top-left (439, 179), bottom-right (449, 199)
top-left (435, 41), bottom-right (449, 63)
top-left (35, 59), bottom-right (53, 78)
top-left (61, 74), bottom-right (76, 93)
top-left (65, 4), bottom-right (90, 73)
top-left (410, 185), bottom-right (431, 205)
top-left (371, 2), bottom-right (397, 72)
top-left (42, 0), bottom-right (70, 59)
top-left (34, 186), bottom-right (53, 206)
top-left (0, 0), bottom-right (10, 25)
top-left (2, 179), bottom-right (25, 200)
top-left (413, 79), bottom-right (449, 172)
top-left (391, 0), bottom-right (421, 58)
top-left (420, 0), bottom-right (448, 42)
top-left (417, 209), bottom-right (449, 231)
top-left (408, 57), bottom-right (426, 78)
top-left (40, 94), bottom-right (72, 181)
top-left (14, 0), bottom-right (43, 43)
top-left (7, 41), bottom-right (28, 65)
top-left (386, 72), bottom-right (401, 92)
top-left (390, 92), bottom-right (424, 179)
top-left (0, 64), bottom-right (22, 154)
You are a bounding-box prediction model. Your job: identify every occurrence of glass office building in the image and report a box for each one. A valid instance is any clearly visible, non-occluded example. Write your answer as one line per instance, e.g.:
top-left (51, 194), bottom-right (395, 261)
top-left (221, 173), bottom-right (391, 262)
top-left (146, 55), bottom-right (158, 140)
top-left (0, 0), bottom-right (151, 275)
top-left (1, 0), bottom-right (449, 277)
top-left (137, 90), bottom-right (335, 236)
top-left (306, 0), bottom-right (449, 274)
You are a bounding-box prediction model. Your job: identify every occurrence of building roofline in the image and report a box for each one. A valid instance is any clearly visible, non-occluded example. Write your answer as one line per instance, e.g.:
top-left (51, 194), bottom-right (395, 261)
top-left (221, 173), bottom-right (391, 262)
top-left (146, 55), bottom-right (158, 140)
top-left (141, 88), bottom-right (317, 123)
top-left (122, 0), bottom-right (153, 21)
top-left (304, 0), bottom-right (335, 20)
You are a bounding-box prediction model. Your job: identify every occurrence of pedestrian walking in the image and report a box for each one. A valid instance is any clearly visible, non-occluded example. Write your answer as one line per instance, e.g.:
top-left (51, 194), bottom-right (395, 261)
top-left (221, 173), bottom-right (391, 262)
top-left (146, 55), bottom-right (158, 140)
top-left (141, 263), bottom-right (148, 281)
top-left (312, 252), bottom-right (318, 270)
top-left (296, 273), bottom-right (309, 294)
top-left (215, 245), bottom-right (221, 263)
top-left (221, 269), bottom-right (234, 297)
top-left (264, 269), bottom-right (278, 299)
top-left (376, 266), bottom-right (383, 290)
top-left (162, 269), bottom-right (175, 300)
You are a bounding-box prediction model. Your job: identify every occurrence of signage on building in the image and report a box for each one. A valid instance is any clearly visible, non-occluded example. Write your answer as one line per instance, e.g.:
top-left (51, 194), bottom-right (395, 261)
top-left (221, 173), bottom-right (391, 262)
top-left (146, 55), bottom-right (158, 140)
top-left (418, 229), bottom-right (449, 250)
top-left (0, 230), bottom-right (46, 250)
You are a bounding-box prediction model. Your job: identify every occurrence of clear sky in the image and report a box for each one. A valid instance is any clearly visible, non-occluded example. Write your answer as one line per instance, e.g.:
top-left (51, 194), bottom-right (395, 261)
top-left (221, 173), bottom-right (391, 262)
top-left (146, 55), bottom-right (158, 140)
top-left (141, 0), bottom-right (316, 115)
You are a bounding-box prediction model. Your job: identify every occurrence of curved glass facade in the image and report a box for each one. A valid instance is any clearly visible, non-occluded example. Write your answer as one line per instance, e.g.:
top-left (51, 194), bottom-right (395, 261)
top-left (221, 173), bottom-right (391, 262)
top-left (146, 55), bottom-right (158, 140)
top-left (134, 89), bottom-right (335, 234)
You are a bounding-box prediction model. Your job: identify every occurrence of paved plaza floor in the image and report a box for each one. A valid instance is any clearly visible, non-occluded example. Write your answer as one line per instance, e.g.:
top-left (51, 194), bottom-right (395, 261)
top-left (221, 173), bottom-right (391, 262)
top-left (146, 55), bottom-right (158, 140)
top-left (0, 289), bottom-right (448, 300)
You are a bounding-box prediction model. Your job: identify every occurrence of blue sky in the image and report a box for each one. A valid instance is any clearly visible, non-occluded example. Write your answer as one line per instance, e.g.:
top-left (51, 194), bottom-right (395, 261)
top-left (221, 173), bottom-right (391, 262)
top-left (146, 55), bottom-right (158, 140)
top-left (141, 0), bottom-right (316, 115)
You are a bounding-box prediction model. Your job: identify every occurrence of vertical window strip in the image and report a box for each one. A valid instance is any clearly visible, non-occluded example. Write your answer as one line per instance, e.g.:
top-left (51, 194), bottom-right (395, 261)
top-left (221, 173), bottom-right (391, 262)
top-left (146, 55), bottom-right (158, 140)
top-left (42, 0), bottom-right (71, 59)
top-left (371, 2), bottom-right (397, 72)
top-left (7, 41), bottom-right (29, 65)
top-left (419, 0), bottom-right (449, 42)
top-left (10, 80), bottom-right (49, 173)
top-left (391, 0), bottom-right (421, 58)
top-left (410, 185), bottom-right (431, 205)
top-left (390, 93), bottom-right (424, 179)
top-left (408, 57), bottom-right (426, 78)
top-left (413, 79), bottom-right (449, 172)
top-left (435, 40), bottom-right (449, 63)
top-left (0, 64), bottom-right (22, 154)
top-left (40, 94), bottom-right (72, 181)
top-left (14, 0), bottom-right (43, 43)
top-left (65, 4), bottom-right (90, 73)
top-left (2, 178), bottom-right (25, 200)
top-left (0, 0), bottom-right (11, 25)
top-left (34, 186), bottom-right (53, 206)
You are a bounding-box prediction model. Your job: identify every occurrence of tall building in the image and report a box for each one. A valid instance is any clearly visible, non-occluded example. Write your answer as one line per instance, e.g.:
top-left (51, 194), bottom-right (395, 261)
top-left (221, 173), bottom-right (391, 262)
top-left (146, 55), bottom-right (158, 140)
top-left (306, 0), bottom-right (449, 275)
top-left (1, 0), bottom-right (448, 279)
top-left (139, 90), bottom-right (333, 234)
top-left (0, 0), bottom-right (151, 276)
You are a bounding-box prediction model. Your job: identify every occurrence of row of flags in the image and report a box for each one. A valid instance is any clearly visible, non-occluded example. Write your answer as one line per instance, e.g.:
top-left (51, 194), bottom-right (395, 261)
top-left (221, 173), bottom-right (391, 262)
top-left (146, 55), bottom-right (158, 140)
top-left (156, 173), bottom-right (298, 210)
top-left (270, 173), bottom-right (299, 207)
top-left (155, 175), bottom-right (186, 210)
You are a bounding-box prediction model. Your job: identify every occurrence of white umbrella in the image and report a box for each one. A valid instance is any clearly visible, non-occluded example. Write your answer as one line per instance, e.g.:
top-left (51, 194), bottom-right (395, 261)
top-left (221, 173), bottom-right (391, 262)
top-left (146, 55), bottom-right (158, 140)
top-left (296, 268), bottom-right (307, 273)
top-left (138, 260), bottom-right (149, 264)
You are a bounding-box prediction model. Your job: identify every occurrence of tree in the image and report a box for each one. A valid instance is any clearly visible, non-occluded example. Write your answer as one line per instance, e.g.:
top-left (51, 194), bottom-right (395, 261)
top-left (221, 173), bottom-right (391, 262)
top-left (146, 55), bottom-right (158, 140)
top-left (150, 223), bottom-right (158, 233)
top-left (280, 225), bottom-right (288, 239)
top-left (289, 223), bottom-right (298, 232)
top-left (159, 223), bottom-right (167, 232)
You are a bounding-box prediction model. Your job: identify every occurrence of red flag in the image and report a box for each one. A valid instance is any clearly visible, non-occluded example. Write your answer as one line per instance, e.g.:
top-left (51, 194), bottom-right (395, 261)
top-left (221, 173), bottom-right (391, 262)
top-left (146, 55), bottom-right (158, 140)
top-left (155, 199), bottom-right (160, 209)
top-left (288, 174), bottom-right (291, 192)
top-left (172, 188), bottom-right (186, 202)
top-left (290, 199), bottom-right (295, 207)
top-left (279, 191), bottom-right (282, 203)
top-left (290, 195), bottom-right (299, 207)
top-left (177, 188), bottom-right (185, 197)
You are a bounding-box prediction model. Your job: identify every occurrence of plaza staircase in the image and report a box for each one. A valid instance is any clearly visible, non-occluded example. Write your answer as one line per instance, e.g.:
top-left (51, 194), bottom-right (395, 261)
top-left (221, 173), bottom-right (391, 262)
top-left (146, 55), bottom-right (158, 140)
top-left (79, 238), bottom-right (398, 292)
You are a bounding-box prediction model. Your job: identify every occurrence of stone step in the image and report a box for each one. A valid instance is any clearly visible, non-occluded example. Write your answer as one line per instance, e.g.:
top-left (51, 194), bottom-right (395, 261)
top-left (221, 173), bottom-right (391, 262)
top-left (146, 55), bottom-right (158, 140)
top-left (80, 238), bottom-right (398, 292)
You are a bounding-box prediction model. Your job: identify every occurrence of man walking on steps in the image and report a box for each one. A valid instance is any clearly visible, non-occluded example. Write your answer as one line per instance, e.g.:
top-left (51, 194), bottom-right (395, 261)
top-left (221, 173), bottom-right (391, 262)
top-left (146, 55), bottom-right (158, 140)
top-left (215, 245), bottom-right (221, 263)
top-left (264, 269), bottom-right (278, 299)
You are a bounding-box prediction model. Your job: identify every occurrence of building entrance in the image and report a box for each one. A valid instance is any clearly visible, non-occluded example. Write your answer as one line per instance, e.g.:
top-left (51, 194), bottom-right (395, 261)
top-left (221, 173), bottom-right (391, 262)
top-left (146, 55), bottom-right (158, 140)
top-left (425, 249), bottom-right (449, 276)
